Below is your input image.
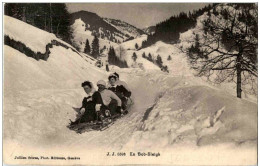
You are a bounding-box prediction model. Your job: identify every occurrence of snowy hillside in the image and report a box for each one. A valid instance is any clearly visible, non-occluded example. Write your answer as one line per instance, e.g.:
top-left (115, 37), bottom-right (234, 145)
top-left (120, 39), bottom-right (191, 75)
top-left (104, 18), bottom-right (145, 38)
top-left (120, 34), bottom-right (147, 50)
top-left (143, 25), bottom-right (156, 35)
top-left (178, 4), bottom-right (257, 99)
top-left (3, 11), bottom-right (257, 166)
top-left (71, 18), bottom-right (119, 53)
top-left (70, 11), bottom-right (139, 44)
top-left (4, 15), bottom-right (76, 55)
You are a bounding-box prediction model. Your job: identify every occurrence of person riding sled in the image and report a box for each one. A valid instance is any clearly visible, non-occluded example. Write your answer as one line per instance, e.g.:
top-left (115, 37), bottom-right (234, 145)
top-left (107, 73), bottom-right (131, 111)
top-left (96, 80), bottom-right (124, 118)
top-left (70, 81), bottom-right (103, 125)
top-left (113, 72), bottom-right (131, 94)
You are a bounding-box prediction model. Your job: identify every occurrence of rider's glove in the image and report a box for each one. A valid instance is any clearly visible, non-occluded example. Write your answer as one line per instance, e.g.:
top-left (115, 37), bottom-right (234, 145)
top-left (80, 108), bottom-right (85, 114)
top-left (95, 104), bottom-right (101, 111)
top-left (117, 106), bottom-right (124, 113)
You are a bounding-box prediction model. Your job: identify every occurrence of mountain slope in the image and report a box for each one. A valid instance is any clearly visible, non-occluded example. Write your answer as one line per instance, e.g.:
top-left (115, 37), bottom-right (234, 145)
top-left (3, 14), bottom-right (257, 166)
top-left (143, 26), bottom-right (156, 35)
top-left (104, 18), bottom-right (145, 38)
top-left (70, 18), bottom-right (119, 53)
top-left (70, 11), bottom-right (131, 43)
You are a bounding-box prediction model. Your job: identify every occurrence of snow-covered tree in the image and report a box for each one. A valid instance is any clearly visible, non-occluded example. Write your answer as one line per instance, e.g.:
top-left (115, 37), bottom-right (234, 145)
top-left (187, 4), bottom-right (257, 98)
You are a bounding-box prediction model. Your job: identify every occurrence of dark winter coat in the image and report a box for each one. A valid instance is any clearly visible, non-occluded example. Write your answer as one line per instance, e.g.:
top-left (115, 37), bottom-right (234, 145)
top-left (108, 85), bottom-right (130, 110)
top-left (79, 91), bottom-right (103, 122)
top-left (108, 85), bottom-right (131, 98)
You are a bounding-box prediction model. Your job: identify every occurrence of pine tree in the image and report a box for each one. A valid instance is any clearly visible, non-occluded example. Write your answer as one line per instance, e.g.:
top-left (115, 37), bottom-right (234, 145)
top-left (4, 3), bottom-right (71, 42)
top-left (135, 43), bottom-right (139, 50)
top-left (148, 53), bottom-right (152, 62)
top-left (139, 3), bottom-right (215, 47)
top-left (111, 47), bottom-right (116, 64)
top-left (132, 52), bottom-right (137, 62)
top-left (156, 55), bottom-right (163, 68)
top-left (142, 52), bottom-right (146, 58)
top-left (167, 55), bottom-right (172, 61)
top-left (91, 35), bottom-right (99, 59)
top-left (84, 39), bottom-right (91, 54)
top-left (108, 46), bottom-right (128, 68)
top-left (51, 3), bottom-right (71, 41)
top-left (108, 46), bottom-right (115, 64)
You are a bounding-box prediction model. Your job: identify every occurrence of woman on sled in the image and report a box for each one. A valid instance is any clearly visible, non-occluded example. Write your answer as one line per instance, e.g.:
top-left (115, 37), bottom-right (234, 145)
top-left (70, 81), bottom-right (103, 125)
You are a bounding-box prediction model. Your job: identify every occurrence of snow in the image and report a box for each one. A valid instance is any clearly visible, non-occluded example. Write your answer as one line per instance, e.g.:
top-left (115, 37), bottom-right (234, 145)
top-left (4, 45), bottom-right (105, 94)
top-left (178, 6), bottom-right (257, 100)
top-left (4, 15), bottom-right (56, 53)
top-left (4, 15), bottom-right (76, 54)
top-left (104, 18), bottom-right (143, 38)
top-left (123, 74), bottom-right (257, 150)
top-left (121, 40), bottom-right (192, 75)
top-left (120, 34), bottom-right (147, 50)
top-left (3, 14), bottom-right (257, 165)
top-left (71, 18), bottom-right (119, 52)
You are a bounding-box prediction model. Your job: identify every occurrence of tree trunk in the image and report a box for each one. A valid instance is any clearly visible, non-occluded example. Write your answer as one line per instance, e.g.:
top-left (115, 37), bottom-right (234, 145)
top-left (22, 7), bottom-right (26, 22)
top-left (44, 14), bottom-right (47, 30)
top-left (56, 19), bottom-right (61, 36)
top-left (49, 3), bottom-right (53, 33)
top-left (236, 54), bottom-right (242, 98)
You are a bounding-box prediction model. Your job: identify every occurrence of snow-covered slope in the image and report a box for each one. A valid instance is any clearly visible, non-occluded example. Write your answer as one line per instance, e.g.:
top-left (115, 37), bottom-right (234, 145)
top-left (120, 34), bottom-right (147, 50)
top-left (143, 25), bottom-right (156, 35)
top-left (123, 71), bottom-right (257, 150)
top-left (121, 40), bottom-right (192, 75)
top-left (4, 14), bottom-right (257, 166)
top-left (70, 11), bottom-right (137, 44)
top-left (178, 5), bottom-right (257, 99)
top-left (104, 18), bottom-right (145, 38)
top-left (4, 15), bottom-right (73, 54)
top-left (71, 18), bottom-right (119, 53)
top-left (4, 45), bottom-right (105, 94)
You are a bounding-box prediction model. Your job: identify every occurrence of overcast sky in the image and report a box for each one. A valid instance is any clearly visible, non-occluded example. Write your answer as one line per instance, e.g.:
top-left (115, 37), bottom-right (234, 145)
top-left (66, 3), bottom-right (209, 29)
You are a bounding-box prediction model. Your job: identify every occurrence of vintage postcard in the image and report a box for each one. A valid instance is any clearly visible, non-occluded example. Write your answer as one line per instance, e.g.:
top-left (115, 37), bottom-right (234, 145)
top-left (3, 2), bottom-right (257, 165)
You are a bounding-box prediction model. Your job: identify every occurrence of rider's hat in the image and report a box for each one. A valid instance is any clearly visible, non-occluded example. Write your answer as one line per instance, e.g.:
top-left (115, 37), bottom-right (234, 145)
top-left (108, 73), bottom-right (117, 80)
top-left (97, 80), bottom-right (106, 87)
top-left (113, 72), bottom-right (119, 79)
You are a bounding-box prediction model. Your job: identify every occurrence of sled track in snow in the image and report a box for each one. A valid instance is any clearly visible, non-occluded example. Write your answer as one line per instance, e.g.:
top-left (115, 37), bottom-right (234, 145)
top-left (66, 75), bottom-right (165, 150)
top-left (66, 95), bottom-right (158, 150)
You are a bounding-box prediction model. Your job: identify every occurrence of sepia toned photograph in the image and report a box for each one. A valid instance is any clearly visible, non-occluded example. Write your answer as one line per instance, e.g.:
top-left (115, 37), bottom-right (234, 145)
top-left (3, 2), bottom-right (257, 165)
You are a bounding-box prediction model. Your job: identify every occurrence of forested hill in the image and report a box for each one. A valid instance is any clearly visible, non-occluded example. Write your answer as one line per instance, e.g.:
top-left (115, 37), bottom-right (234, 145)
top-left (4, 3), bottom-right (71, 43)
top-left (141, 4), bottom-right (216, 48)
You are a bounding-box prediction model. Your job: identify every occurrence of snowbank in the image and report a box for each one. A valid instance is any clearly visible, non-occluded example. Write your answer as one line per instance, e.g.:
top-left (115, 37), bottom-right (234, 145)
top-left (4, 15), bottom-right (56, 53)
top-left (4, 15), bottom-right (75, 54)
top-left (122, 71), bottom-right (257, 165)
top-left (3, 10), bottom-right (257, 166)
top-left (124, 78), bottom-right (257, 149)
top-left (4, 45), bottom-right (106, 95)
